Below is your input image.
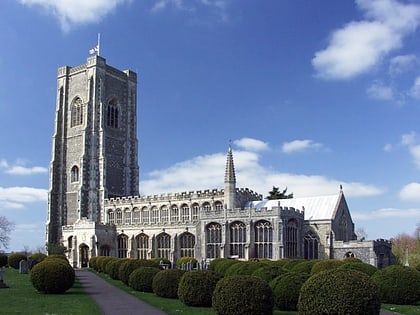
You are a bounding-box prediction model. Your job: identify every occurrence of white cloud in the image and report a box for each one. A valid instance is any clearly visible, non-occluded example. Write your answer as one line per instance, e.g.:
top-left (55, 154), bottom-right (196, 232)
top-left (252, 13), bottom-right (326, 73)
top-left (353, 207), bottom-right (420, 220)
top-left (366, 82), bottom-right (394, 100)
top-left (0, 159), bottom-right (47, 175)
top-left (139, 141), bottom-right (382, 199)
top-left (17, 0), bottom-right (130, 31)
top-left (399, 131), bottom-right (420, 168)
top-left (281, 139), bottom-right (324, 154)
top-left (312, 0), bottom-right (420, 80)
top-left (234, 138), bottom-right (269, 152)
top-left (399, 182), bottom-right (420, 202)
top-left (401, 131), bottom-right (416, 146)
top-left (409, 76), bottom-right (420, 99)
top-left (389, 54), bottom-right (418, 76)
top-left (0, 186), bottom-right (47, 209)
top-left (383, 143), bottom-right (393, 152)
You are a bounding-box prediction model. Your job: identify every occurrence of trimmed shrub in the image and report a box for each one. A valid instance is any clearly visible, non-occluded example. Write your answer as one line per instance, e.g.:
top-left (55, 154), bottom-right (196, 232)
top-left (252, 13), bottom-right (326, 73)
top-left (310, 259), bottom-right (344, 275)
top-left (338, 261), bottom-right (377, 276)
top-left (152, 269), bottom-right (185, 298)
top-left (225, 261), bottom-right (264, 276)
top-left (30, 259), bottom-right (75, 294)
top-left (119, 259), bottom-right (159, 285)
top-left (98, 256), bottom-right (115, 273)
top-left (252, 264), bottom-right (287, 283)
top-left (0, 253), bottom-right (8, 267)
top-left (102, 257), bottom-right (119, 275)
top-left (212, 275), bottom-right (274, 315)
top-left (128, 266), bottom-right (161, 292)
top-left (269, 272), bottom-right (310, 311)
top-left (290, 260), bottom-right (317, 274)
top-left (282, 259), bottom-right (305, 270)
top-left (176, 256), bottom-right (198, 269)
top-left (343, 257), bottom-right (363, 264)
top-left (298, 269), bottom-right (380, 315)
top-left (371, 265), bottom-right (420, 305)
top-left (213, 259), bottom-right (241, 276)
top-left (150, 257), bottom-right (171, 268)
top-left (107, 258), bottom-right (129, 280)
top-left (89, 256), bottom-right (100, 270)
top-left (178, 270), bottom-right (221, 307)
top-left (45, 254), bottom-right (67, 261)
top-left (8, 253), bottom-right (27, 269)
top-left (28, 253), bottom-right (47, 269)
top-left (209, 257), bottom-right (226, 272)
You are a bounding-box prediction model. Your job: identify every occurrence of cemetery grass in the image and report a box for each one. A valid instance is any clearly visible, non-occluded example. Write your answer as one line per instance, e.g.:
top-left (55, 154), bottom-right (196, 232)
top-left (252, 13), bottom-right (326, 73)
top-left (382, 303), bottom-right (420, 315)
top-left (0, 267), bottom-right (102, 315)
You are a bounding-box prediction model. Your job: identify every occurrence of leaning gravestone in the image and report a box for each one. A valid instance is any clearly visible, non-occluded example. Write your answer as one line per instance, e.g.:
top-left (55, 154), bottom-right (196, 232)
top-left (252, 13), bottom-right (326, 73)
top-left (19, 260), bottom-right (29, 274)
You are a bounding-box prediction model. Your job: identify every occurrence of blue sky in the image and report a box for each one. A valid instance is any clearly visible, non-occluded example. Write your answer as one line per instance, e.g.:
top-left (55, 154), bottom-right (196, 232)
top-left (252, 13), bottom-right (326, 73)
top-left (1, 0), bottom-right (420, 252)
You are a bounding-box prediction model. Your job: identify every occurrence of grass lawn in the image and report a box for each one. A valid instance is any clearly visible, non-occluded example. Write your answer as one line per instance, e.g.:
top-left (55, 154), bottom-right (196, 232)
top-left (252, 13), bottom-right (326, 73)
top-left (0, 267), bottom-right (102, 315)
top-left (382, 303), bottom-right (420, 315)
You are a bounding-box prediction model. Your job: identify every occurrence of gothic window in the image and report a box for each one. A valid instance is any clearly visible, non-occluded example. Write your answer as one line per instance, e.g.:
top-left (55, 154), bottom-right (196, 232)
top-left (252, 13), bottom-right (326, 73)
top-left (124, 208), bottom-right (131, 225)
top-left (285, 219), bottom-right (298, 258)
top-left (203, 202), bottom-right (211, 212)
top-left (304, 231), bottom-right (319, 260)
top-left (230, 221), bottom-right (246, 258)
top-left (215, 201), bottom-right (223, 212)
top-left (71, 97), bottom-right (84, 127)
top-left (156, 232), bottom-right (171, 259)
top-left (151, 206), bottom-right (159, 224)
top-left (179, 232), bottom-right (195, 257)
top-left (68, 236), bottom-right (73, 250)
top-left (191, 203), bottom-right (199, 221)
top-left (339, 214), bottom-right (348, 241)
top-left (115, 209), bottom-right (122, 224)
top-left (181, 204), bottom-right (190, 222)
top-left (106, 98), bottom-right (119, 128)
top-left (117, 234), bottom-right (128, 258)
top-left (206, 222), bottom-right (222, 259)
top-left (161, 206), bottom-right (169, 223)
top-left (132, 207), bottom-right (140, 224)
top-left (100, 245), bottom-right (110, 256)
top-left (70, 165), bottom-right (79, 182)
top-left (135, 233), bottom-right (149, 259)
top-left (171, 205), bottom-right (179, 222)
top-left (254, 220), bottom-right (273, 259)
top-left (108, 210), bottom-right (115, 225)
top-left (141, 206), bottom-right (149, 224)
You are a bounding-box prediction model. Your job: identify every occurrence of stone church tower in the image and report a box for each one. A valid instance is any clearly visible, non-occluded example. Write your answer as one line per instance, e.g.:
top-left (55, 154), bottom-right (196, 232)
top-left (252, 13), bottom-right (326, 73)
top-left (46, 56), bottom-right (139, 246)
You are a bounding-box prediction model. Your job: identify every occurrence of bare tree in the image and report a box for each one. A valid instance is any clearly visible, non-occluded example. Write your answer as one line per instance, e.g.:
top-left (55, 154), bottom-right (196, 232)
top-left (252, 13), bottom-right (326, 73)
top-left (355, 227), bottom-right (368, 241)
top-left (0, 216), bottom-right (14, 249)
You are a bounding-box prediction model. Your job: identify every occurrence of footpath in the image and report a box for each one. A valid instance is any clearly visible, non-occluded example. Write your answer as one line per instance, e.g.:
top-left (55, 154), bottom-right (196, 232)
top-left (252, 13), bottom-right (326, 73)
top-left (76, 269), bottom-right (401, 315)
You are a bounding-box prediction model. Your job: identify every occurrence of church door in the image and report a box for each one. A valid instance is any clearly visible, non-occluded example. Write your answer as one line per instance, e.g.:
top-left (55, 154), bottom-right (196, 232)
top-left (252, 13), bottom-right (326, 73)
top-left (79, 244), bottom-right (89, 268)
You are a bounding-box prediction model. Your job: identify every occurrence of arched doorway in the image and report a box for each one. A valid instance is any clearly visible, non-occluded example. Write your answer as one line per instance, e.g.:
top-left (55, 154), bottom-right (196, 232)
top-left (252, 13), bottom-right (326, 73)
top-left (79, 244), bottom-right (89, 267)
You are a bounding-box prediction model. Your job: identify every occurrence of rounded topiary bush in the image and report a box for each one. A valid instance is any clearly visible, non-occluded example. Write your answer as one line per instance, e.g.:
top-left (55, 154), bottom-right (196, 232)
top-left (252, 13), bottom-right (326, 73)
top-left (176, 256), bottom-right (198, 269)
top-left (282, 259), bottom-right (305, 270)
top-left (106, 258), bottom-right (128, 280)
top-left (310, 259), bottom-right (344, 275)
top-left (28, 253), bottom-right (47, 269)
top-left (178, 270), bottom-right (221, 307)
top-left (225, 261), bottom-right (264, 276)
top-left (298, 269), bottom-right (380, 315)
top-left (0, 253), bottom-right (8, 267)
top-left (8, 253), bottom-right (27, 269)
top-left (30, 259), bottom-right (75, 294)
top-left (212, 275), bottom-right (274, 315)
top-left (252, 264), bottom-right (287, 282)
top-left (102, 257), bottom-right (119, 275)
top-left (290, 260), bottom-right (317, 274)
top-left (214, 259), bottom-right (241, 276)
top-left (89, 256), bottom-right (99, 270)
top-left (371, 265), bottom-right (420, 305)
top-left (98, 256), bottom-right (114, 273)
top-left (150, 257), bottom-right (171, 268)
top-left (152, 269), bottom-right (185, 298)
top-left (338, 261), bottom-right (377, 276)
top-left (209, 257), bottom-right (226, 272)
top-left (119, 259), bottom-right (158, 285)
top-left (128, 266), bottom-right (161, 292)
top-left (270, 272), bottom-right (310, 311)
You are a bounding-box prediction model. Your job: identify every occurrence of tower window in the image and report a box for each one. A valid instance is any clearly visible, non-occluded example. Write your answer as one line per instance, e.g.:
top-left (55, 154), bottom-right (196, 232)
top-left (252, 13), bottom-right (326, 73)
top-left (70, 166), bottom-right (79, 182)
top-left (71, 97), bottom-right (84, 127)
top-left (106, 99), bottom-right (119, 128)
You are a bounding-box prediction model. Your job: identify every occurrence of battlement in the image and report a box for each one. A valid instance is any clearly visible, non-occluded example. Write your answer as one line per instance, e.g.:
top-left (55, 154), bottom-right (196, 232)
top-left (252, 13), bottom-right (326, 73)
top-left (236, 187), bottom-right (262, 200)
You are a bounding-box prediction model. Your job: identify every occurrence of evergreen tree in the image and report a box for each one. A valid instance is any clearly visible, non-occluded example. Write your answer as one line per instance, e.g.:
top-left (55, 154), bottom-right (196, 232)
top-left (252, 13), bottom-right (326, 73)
top-left (266, 186), bottom-right (293, 200)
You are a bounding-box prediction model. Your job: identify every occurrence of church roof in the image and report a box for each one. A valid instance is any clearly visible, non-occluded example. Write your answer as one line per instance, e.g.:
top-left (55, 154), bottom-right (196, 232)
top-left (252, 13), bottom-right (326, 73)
top-left (246, 193), bottom-right (343, 221)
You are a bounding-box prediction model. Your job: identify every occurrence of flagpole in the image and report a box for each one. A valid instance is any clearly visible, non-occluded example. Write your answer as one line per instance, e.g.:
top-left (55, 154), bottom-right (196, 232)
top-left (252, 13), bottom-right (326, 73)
top-left (97, 33), bottom-right (101, 56)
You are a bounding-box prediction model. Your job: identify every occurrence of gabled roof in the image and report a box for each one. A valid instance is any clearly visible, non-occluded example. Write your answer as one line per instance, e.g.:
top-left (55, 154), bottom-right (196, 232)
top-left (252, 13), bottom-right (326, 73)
top-left (246, 193), bottom-right (343, 221)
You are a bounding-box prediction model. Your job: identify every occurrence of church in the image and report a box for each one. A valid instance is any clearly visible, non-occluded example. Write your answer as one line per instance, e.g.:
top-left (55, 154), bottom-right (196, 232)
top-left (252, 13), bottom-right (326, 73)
top-left (46, 56), bottom-right (393, 268)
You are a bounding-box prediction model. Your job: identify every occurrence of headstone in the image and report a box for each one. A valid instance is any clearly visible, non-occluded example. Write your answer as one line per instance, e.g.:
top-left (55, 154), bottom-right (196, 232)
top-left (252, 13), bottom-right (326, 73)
top-left (0, 268), bottom-right (8, 288)
top-left (19, 260), bottom-right (29, 274)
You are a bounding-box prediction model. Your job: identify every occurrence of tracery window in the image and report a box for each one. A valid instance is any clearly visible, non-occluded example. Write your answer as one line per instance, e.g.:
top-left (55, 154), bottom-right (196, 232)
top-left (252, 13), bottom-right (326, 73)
top-left (70, 165), bottom-right (79, 182)
top-left (203, 202), bottom-right (211, 212)
top-left (132, 208), bottom-right (140, 224)
top-left (135, 233), bottom-right (149, 259)
top-left (71, 97), bottom-right (84, 127)
top-left (179, 232), bottom-right (195, 258)
top-left (106, 98), bottom-right (119, 128)
top-left (285, 219), bottom-right (298, 258)
top-left (108, 210), bottom-right (115, 224)
top-left (254, 220), bottom-right (273, 259)
top-left (151, 206), bottom-right (159, 224)
top-left (230, 221), bottom-right (246, 258)
top-left (215, 201), bottom-right (223, 212)
top-left (171, 205), bottom-right (179, 222)
top-left (115, 209), bottom-right (122, 224)
top-left (181, 204), bottom-right (190, 222)
top-left (141, 206), bottom-right (149, 224)
top-left (161, 206), bottom-right (169, 223)
top-left (304, 231), bottom-right (319, 259)
top-left (191, 203), bottom-right (199, 221)
top-left (156, 233), bottom-right (171, 259)
top-left (206, 222), bottom-right (222, 259)
top-left (117, 234), bottom-right (128, 258)
top-left (124, 208), bottom-right (131, 225)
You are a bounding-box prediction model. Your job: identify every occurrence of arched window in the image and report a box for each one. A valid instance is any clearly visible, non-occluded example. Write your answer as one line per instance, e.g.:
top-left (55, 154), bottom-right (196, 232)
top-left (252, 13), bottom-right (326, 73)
top-left (132, 207), bottom-right (140, 224)
top-left (141, 206), bottom-right (149, 224)
top-left (124, 208), bottom-right (131, 225)
top-left (117, 234), bottom-right (128, 258)
top-left (254, 220), bottom-right (273, 259)
top-left (181, 204), bottom-right (190, 222)
top-left (171, 205), bottom-right (179, 222)
top-left (203, 202), bottom-right (211, 212)
top-left (100, 245), bottom-right (110, 256)
top-left (215, 201), bottom-right (223, 212)
top-left (339, 214), bottom-right (348, 241)
top-left (179, 232), bottom-right (195, 258)
top-left (230, 221), bottom-right (246, 258)
top-left (115, 209), bottom-right (122, 224)
top-left (304, 231), bottom-right (319, 259)
top-left (106, 98), bottom-right (119, 128)
top-left (71, 97), bottom-right (84, 127)
top-left (68, 236), bottom-right (73, 250)
top-left (70, 165), bottom-right (79, 182)
top-left (161, 206), bottom-right (169, 223)
top-left (108, 210), bottom-right (115, 225)
top-left (156, 232), bottom-right (171, 259)
top-left (206, 222), bottom-right (222, 259)
top-left (191, 203), bottom-right (199, 221)
top-left (151, 206), bottom-right (159, 224)
top-left (285, 219), bottom-right (298, 258)
top-left (135, 233), bottom-right (149, 259)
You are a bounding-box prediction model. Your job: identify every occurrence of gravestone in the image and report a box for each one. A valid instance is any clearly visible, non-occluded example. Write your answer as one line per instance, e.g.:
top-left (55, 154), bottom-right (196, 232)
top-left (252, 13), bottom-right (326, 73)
top-left (0, 267), bottom-right (9, 288)
top-left (19, 260), bottom-right (29, 274)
